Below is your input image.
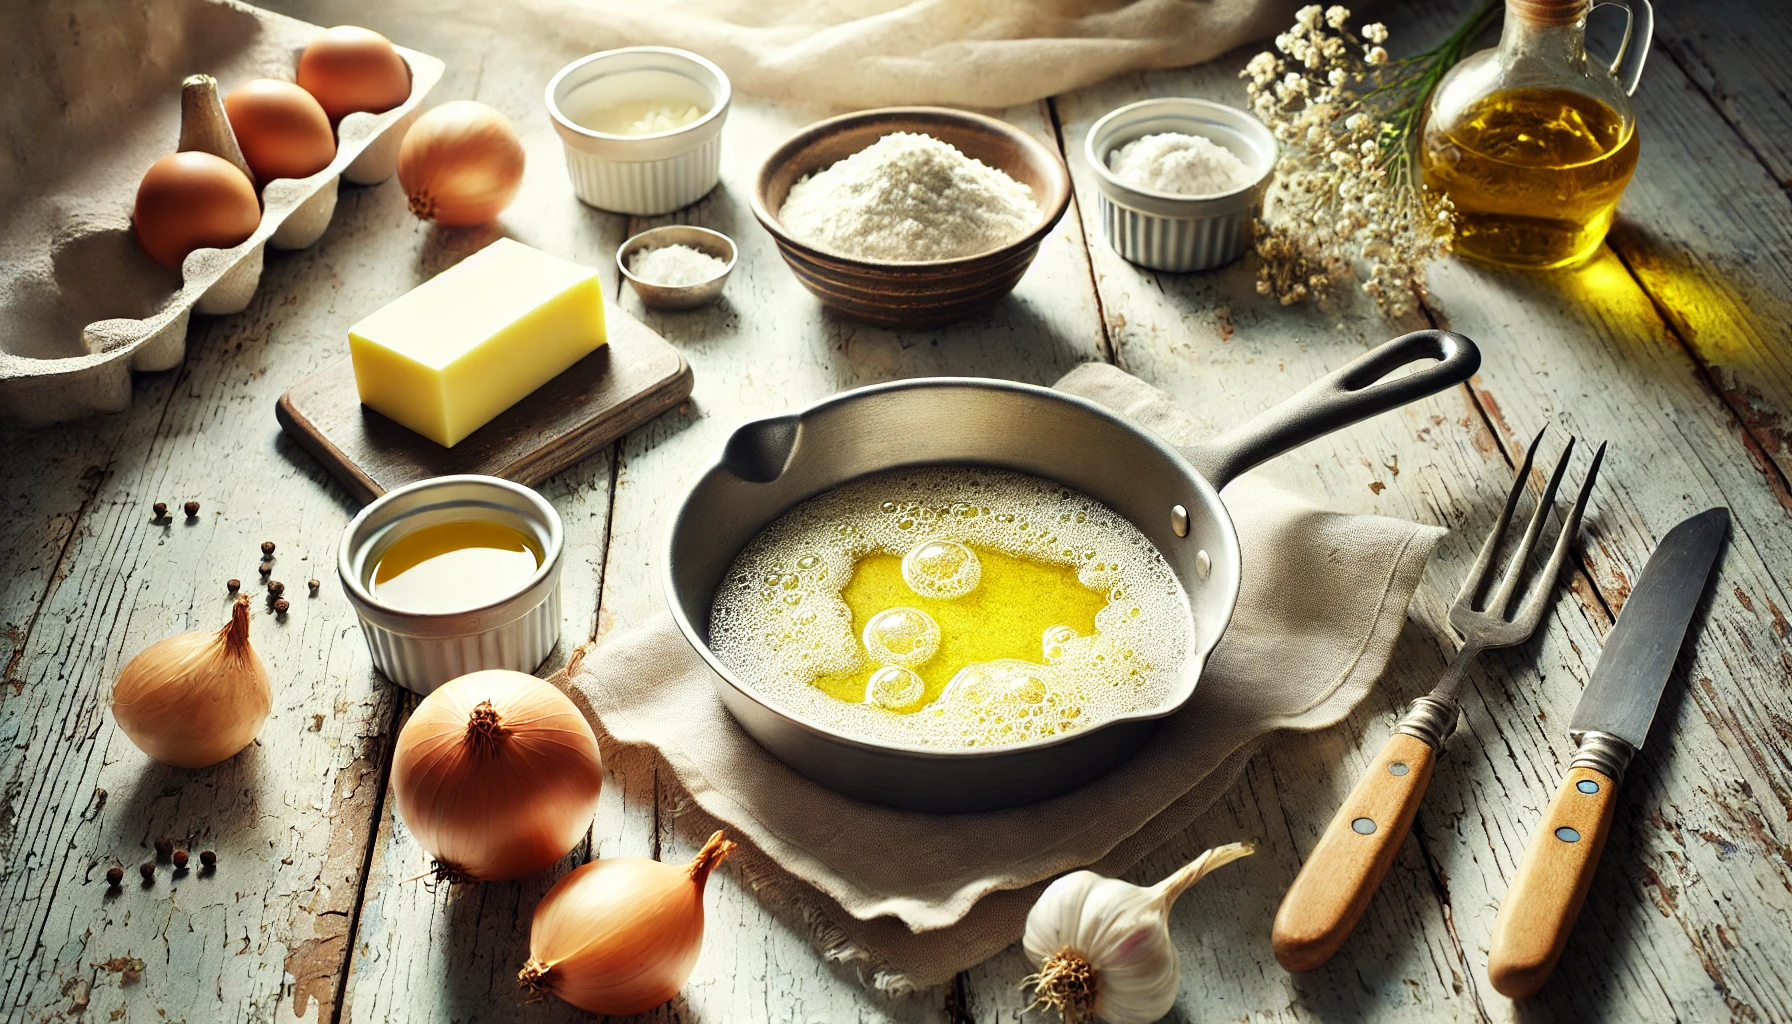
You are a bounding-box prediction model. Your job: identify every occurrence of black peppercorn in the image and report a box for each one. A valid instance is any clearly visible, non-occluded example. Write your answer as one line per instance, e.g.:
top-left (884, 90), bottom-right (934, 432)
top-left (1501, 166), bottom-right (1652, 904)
top-left (261, 541), bottom-right (276, 558)
top-left (172, 849), bottom-right (189, 869)
top-left (273, 598), bottom-right (290, 614)
top-left (307, 579), bottom-right (320, 594)
top-left (267, 581), bottom-right (285, 597)
top-left (154, 837), bottom-right (172, 859)
top-left (183, 501), bottom-right (200, 518)
top-left (151, 502), bottom-right (168, 519)
top-left (106, 865), bottom-right (123, 886)
top-left (227, 579), bottom-right (240, 592)
top-left (200, 850), bottom-right (217, 868)
top-left (259, 563), bottom-right (272, 577)
top-left (139, 862), bottom-right (155, 881)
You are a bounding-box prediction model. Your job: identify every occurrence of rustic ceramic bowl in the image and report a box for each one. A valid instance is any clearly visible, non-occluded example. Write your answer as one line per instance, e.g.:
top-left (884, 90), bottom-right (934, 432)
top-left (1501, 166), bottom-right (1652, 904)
top-left (751, 107), bottom-right (1071, 330)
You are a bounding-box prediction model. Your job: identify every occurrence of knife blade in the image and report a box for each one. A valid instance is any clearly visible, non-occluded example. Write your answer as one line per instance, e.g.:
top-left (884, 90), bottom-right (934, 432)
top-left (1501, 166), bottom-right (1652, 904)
top-left (1569, 506), bottom-right (1730, 749)
top-left (1488, 506), bottom-right (1728, 999)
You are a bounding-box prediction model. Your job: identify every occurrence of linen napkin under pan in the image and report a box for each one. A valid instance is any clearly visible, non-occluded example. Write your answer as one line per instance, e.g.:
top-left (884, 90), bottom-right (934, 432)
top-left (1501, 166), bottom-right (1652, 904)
top-left (566, 363), bottom-right (1445, 991)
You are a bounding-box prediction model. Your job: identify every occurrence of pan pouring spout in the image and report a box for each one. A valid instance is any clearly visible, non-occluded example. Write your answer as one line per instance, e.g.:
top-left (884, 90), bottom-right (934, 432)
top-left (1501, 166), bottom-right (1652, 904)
top-left (720, 413), bottom-right (801, 483)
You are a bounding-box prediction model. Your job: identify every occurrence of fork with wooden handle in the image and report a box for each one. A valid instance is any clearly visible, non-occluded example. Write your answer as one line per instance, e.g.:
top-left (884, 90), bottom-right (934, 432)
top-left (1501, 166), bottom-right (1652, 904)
top-left (1271, 428), bottom-right (1605, 971)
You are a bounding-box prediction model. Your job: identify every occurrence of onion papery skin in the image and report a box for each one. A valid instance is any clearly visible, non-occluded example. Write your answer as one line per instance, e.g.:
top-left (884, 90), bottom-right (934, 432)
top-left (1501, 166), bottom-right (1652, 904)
top-left (396, 101), bottom-right (525, 226)
top-left (392, 669), bottom-right (601, 882)
top-left (521, 832), bottom-right (735, 1015)
top-left (111, 596), bottom-right (271, 769)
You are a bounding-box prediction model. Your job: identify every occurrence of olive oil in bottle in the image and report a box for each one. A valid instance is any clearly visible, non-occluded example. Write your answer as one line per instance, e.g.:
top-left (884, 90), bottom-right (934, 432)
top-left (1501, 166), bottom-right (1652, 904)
top-left (1422, 87), bottom-right (1638, 269)
top-left (1420, 0), bottom-right (1652, 270)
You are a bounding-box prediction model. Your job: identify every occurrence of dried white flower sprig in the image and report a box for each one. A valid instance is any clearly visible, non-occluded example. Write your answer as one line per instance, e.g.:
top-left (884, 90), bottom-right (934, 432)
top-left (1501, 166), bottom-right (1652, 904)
top-left (1242, 3), bottom-right (1498, 316)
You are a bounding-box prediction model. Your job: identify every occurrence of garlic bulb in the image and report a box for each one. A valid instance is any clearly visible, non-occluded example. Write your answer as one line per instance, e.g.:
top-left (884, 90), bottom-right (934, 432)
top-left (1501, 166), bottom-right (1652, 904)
top-left (1022, 843), bottom-right (1253, 1024)
top-left (111, 595), bottom-right (271, 768)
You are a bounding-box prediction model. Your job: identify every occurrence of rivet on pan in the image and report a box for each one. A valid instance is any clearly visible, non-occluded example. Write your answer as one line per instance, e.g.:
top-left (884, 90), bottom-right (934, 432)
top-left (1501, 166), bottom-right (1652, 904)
top-left (1555, 826), bottom-right (1582, 843)
top-left (1171, 504), bottom-right (1189, 537)
top-left (1351, 817), bottom-right (1377, 835)
top-left (1195, 550), bottom-right (1211, 580)
top-left (1387, 762), bottom-right (1410, 777)
top-left (1576, 779), bottom-right (1600, 794)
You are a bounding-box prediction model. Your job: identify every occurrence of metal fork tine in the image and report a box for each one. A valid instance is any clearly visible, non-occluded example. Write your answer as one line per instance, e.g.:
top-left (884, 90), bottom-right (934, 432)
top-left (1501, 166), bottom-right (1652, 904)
top-left (1456, 427), bottom-right (1548, 608)
top-left (1490, 436), bottom-right (1578, 617)
top-left (1513, 441), bottom-right (1606, 630)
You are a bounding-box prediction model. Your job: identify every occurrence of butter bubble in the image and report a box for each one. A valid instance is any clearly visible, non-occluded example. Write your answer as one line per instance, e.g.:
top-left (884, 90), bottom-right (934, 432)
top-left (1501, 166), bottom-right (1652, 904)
top-left (862, 606), bottom-right (940, 667)
top-left (864, 665), bottom-right (925, 710)
top-left (1041, 624), bottom-right (1078, 661)
top-left (941, 659), bottom-right (1049, 707)
top-left (901, 539), bottom-right (982, 599)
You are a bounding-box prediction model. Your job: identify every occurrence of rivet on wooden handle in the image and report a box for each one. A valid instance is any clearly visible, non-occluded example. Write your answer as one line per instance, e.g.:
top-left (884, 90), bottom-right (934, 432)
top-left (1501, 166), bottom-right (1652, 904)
top-left (1488, 765), bottom-right (1618, 998)
top-left (1272, 732), bottom-right (1437, 971)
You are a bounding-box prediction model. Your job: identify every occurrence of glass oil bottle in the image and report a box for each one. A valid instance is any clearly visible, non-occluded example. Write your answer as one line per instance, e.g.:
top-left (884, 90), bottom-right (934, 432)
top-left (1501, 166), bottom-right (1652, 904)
top-left (1421, 0), bottom-right (1653, 270)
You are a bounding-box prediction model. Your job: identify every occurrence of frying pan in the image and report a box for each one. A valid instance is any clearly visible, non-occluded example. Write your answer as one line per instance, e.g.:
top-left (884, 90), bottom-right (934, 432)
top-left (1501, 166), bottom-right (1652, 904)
top-left (663, 330), bottom-right (1479, 811)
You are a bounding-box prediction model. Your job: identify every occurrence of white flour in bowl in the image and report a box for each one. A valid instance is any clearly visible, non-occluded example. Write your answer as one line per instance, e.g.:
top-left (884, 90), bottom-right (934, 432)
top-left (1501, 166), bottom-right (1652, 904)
top-left (1107, 132), bottom-right (1253, 196)
top-left (777, 132), bottom-right (1040, 262)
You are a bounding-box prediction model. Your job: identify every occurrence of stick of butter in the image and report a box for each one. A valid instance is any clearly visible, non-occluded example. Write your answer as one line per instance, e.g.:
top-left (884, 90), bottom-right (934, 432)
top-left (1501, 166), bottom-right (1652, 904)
top-left (348, 238), bottom-right (607, 447)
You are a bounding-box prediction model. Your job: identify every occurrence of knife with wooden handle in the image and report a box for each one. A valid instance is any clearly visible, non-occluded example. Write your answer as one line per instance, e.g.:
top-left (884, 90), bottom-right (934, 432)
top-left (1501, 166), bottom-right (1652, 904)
top-left (1488, 507), bottom-right (1728, 998)
top-left (1274, 431), bottom-right (1602, 972)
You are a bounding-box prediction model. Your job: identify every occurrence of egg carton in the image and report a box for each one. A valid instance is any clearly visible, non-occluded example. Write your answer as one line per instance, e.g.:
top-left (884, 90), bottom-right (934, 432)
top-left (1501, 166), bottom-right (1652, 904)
top-left (0, 0), bottom-right (444, 427)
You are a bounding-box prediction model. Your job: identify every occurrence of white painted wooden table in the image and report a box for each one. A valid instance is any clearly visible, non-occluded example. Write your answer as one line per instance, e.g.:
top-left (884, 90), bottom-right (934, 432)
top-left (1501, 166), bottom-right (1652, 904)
top-left (5, 0), bottom-right (1790, 1020)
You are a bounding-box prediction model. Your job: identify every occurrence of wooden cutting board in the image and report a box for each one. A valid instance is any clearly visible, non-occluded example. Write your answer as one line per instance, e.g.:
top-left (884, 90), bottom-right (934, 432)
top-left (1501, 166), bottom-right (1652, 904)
top-left (276, 306), bottom-right (692, 505)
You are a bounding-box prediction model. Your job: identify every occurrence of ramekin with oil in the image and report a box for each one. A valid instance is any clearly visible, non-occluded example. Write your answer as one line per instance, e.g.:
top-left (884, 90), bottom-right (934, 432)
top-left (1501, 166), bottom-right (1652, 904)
top-left (339, 475), bottom-right (563, 694)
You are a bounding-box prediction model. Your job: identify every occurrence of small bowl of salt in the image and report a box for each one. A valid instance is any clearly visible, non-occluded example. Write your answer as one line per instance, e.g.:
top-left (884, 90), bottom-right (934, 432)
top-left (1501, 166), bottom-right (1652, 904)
top-left (617, 225), bottom-right (737, 312)
top-left (1084, 98), bottom-right (1277, 273)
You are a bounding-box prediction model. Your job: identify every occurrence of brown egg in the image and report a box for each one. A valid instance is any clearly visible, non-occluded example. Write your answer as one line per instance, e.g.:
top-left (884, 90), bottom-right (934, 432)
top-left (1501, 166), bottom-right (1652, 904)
top-left (297, 26), bottom-right (411, 123)
top-left (225, 79), bottom-right (336, 183)
top-left (133, 152), bottom-right (260, 270)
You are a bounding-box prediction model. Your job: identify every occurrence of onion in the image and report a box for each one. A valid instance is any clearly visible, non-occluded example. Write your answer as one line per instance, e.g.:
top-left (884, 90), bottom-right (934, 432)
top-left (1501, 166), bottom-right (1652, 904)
top-left (111, 595), bottom-right (271, 768)
top-left (391, 668), bottom-right (601, 881)
top-left (396, 101), bottom-right (525, 226)
top-left (519, 831), bottom-right (737, 1014)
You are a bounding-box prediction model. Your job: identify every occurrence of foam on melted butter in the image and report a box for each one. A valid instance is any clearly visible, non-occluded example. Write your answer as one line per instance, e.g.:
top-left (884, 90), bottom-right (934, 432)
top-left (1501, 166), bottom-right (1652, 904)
top-left (707, 467), bottom-right (1190, 749)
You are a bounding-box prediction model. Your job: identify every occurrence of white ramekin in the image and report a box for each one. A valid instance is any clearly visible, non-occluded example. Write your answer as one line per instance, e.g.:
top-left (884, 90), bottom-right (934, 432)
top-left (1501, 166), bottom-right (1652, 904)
top-left (1085, 98), bottom-right (1277, 273)
top-left (339, 476), bottom-right (564, 695)
top-left (546, 47), bottom-right (731, 216)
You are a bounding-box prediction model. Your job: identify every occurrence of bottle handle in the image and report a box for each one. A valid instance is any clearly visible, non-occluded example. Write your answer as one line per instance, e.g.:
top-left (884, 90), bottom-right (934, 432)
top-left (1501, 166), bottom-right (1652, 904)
top-left (1592, 0), bottom-right (1653, 95)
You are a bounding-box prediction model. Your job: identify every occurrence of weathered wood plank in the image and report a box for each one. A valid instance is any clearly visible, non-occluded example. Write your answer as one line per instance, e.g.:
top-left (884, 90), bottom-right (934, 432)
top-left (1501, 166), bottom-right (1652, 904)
top-left (1425, 250), bottom-right (1792, 1023)
top-left (7, 0), bottom-right (1789, 1019)
top-left (962, 63), bottom-right (1515, 1023)
top-left (1597, 9), bottom-right (1792, 501)
top-left (0, 420), bottom-right (138, 733)
top-left (344, 81), bottom-right (1110, 1019)
top-left (290, 11), bottom-right (659, 1022)
top-left (1650, 0), bottom-right (1792, 191)
top-left (968, 10), bottom-right (1792, 1019)
top-left (336, 454), bottom-right (624, 1024)
top-left (593, 94), bottom-right (1113, 1024)
top-left (0, 177), bottom-right (408, 1023)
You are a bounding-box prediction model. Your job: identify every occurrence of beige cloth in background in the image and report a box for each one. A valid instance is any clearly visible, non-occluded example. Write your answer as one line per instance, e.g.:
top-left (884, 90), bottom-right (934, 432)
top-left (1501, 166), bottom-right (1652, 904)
top-left (539, 0), bottom-right (1303, 108)
top-left (567, 364), bottom-right (1443, 990)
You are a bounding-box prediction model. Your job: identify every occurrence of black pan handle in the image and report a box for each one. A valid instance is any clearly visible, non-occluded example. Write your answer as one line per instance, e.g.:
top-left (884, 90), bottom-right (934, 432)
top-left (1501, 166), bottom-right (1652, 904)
top-left (1182, 330), bottom-right (1481, 490)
